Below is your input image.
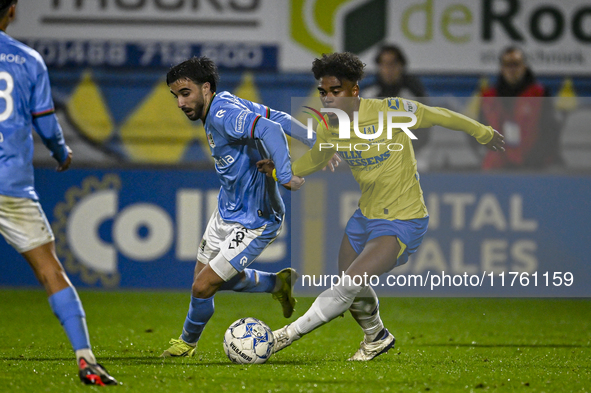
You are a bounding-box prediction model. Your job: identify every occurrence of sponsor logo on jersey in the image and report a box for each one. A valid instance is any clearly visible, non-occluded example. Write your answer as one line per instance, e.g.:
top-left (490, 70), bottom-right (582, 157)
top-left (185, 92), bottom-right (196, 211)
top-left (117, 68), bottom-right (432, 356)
top-left (402, 99), bottom-right (417, 114)
top-left (216, 109), bottom-right (226, 118)
top-left (214, 154), bottom-right (235, 168)
top-left (388, 98), bottom-right (400, 110)
top-left (207, 133), bottom-right (216, 148)
top-left (360, 125), bottom-right (378, 142)
top-left (235, 110), bottom-right (248, 133)
top-left (339, 150), bottom-right (392, 167)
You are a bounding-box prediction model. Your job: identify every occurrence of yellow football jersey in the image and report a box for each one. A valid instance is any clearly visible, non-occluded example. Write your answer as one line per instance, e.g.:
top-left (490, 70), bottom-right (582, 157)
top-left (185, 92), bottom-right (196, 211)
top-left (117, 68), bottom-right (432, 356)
top-left (292, 97), bottom-right (494, 221)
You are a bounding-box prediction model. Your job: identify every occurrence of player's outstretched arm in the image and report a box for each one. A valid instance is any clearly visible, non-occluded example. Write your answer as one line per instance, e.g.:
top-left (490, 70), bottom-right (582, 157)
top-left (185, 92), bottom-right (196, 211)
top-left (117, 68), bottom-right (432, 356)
top-left (291, 140), bottom-right (336, 177)
top-left (322, 154), bottom-right (341, 172)
top-left (283, 175), bottom-right (305, 191)
top-left (485, 129), bottom-right (505, 152)
top-left (267, 109), bottom-right (340, 171)
top-left (268, 110), bottom-right (316, 149)
top-left (418, 104), bottom-right (504, 149)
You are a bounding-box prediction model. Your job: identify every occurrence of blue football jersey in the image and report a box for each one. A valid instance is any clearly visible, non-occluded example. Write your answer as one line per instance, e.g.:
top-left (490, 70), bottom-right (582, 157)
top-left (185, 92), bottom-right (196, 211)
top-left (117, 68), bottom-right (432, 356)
top-left (204, 91), bottom-right (292, 229)
top-left (0, 31), bottom-right (67, 200)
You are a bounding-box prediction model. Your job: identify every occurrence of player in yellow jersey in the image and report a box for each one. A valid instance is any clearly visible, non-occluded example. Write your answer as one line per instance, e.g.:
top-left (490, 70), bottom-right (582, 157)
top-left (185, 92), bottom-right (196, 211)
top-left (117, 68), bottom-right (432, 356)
top-left (258, 52), bottom-right (505, 361)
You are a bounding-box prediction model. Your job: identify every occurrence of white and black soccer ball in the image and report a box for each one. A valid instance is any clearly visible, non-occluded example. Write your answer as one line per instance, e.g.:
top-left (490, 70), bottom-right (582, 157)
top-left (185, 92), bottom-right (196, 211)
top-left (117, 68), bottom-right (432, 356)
top-left (223, 317), bottom-right (275, 364)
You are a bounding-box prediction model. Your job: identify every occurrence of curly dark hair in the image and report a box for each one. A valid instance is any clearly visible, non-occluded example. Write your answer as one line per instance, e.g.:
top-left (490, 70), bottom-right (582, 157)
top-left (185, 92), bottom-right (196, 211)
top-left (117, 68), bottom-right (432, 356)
top-left (166, 56), bottom-right (219, 92)
top-left (0, 0), bottom-right (17, 17)
top-left (311, 52), bottom-right (365, 83)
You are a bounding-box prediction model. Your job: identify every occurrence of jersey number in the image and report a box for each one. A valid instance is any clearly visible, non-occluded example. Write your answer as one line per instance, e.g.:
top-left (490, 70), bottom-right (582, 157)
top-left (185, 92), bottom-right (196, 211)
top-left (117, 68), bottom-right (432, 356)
top-left (0, 71), bottom-right (15, 122)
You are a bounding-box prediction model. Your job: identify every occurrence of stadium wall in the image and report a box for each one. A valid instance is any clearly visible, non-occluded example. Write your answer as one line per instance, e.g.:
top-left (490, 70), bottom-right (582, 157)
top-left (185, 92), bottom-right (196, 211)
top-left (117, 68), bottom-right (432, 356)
top-left (37, 69), bottom-right (591, 169)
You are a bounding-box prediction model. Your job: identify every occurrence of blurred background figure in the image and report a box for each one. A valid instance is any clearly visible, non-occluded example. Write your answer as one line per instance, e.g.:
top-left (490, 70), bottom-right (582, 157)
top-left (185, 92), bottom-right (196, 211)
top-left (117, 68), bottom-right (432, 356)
top-left (364, 44), bottom-right (431, 156)
top-left (364, 44), bottom-right (426, 100)
top-left (474, 46), bottom-right (562, 170)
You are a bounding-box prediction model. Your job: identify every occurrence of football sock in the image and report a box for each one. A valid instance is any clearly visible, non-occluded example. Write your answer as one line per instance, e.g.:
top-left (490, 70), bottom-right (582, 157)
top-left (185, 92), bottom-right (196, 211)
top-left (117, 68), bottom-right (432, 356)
top-left (181, 295), bottom-right (215, 344)
top-left (291, 280), bottom-right (364, 338)
top-left (219, 269), bottom-right (276, 293)
top-left (48, 286), bottom-right (92, 352)
top-left (348, 286), bottom-right (385, 342)
top-left (372, 328), bottom-right (388, 342)
top-left (75, 348), bottom-right (97, 364)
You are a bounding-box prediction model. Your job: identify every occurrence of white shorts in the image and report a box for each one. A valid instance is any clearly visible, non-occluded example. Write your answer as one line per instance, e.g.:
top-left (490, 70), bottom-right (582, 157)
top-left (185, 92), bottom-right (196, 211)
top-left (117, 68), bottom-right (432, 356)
top-left (197, 209), bottom-right (282, 282)
top-left (0, 195), bottom-right (54, 253)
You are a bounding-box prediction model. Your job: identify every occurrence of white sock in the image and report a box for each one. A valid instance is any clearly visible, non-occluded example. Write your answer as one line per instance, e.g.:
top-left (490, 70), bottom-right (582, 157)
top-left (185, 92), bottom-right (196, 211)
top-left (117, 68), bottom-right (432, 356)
top-left (75, 348), bottom-right (96, 364)
top-left (291, 280), bottom-right (364, 338)
top-left (349, 286), bottom-right (384, 342)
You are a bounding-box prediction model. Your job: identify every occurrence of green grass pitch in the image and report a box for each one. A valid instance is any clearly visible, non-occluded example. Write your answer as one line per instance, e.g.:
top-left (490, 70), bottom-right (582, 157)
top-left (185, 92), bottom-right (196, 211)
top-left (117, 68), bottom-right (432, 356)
top-left (1, 289), bottom-right (590, 392)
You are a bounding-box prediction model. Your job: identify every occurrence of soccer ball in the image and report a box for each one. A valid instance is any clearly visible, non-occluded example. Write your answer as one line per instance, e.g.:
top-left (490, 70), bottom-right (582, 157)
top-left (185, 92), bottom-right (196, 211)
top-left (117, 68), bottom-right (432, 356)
top-left (223, 317), bottom-right (275, 364)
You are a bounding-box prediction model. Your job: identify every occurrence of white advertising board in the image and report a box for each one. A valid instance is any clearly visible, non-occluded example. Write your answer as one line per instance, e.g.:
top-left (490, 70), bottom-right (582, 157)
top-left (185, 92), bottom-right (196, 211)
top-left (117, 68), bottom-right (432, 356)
top-left (7, 0), bottom-right (591, 73)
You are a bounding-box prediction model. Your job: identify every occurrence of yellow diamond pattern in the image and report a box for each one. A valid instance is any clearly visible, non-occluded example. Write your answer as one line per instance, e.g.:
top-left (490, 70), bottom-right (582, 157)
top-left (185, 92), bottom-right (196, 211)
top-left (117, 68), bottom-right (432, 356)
top-left (66, 71), bottom-right (114, 143)
top-left (119, 81), bottom-right (202, 163)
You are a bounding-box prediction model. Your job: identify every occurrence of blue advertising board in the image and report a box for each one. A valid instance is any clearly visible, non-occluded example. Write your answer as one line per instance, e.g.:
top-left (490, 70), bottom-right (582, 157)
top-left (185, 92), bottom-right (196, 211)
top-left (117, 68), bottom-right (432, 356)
top-left (21, 39), bottom-right (278, 71)
top-left (291, 172), bottom-right (591, 297)
top-left (0, 169), bottom-right (291, 289)
top-left (1, 169), bottom-right (590, 297)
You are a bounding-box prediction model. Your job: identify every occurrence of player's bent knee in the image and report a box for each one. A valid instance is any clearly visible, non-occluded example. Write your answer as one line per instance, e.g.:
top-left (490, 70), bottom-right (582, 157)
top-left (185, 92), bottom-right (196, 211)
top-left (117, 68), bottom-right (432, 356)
top-left (191, 279), bottom-right (216, 299)
top-left (34, 264), bottom-right (69, 290)
top-left (333, 277), bottom-right (366, 301)
top-left (192, 264), bottom-right (226, 298)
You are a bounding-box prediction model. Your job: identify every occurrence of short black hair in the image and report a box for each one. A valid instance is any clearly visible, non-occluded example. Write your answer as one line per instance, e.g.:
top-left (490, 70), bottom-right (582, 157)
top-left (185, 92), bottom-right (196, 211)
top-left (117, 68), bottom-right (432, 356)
top-left (0, 0), bottom-right (17, 17)
top-left (375, 44), bottom-right (407, 67)
top-left (311, 52), bottom-right (365, 83)
top-left (166, 56), bottom-right (219, 92)
top-left (499, 46), bottom-right (527, 63)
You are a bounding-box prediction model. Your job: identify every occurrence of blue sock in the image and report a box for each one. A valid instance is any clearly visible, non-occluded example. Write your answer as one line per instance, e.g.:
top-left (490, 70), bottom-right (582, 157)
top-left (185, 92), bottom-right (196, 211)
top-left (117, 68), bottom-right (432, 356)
top-left (219, 269), bottom-right (276, 293)
top-left (48, 286), bottom-right (91, 351)
top-left (181, 296), bottom-right (215, 344)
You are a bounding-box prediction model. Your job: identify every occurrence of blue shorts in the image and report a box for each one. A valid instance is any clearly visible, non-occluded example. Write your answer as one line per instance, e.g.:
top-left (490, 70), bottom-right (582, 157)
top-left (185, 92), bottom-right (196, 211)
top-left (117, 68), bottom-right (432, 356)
top-left (345, 209), bottom-right (429, 267)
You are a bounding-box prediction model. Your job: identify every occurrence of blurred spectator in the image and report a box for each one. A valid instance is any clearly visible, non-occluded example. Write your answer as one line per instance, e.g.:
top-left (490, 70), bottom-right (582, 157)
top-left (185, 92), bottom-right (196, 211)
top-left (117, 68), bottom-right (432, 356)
top-left (364, 44), bottom-right (430, 153)
top-left (475, 46), bottom-right (562, 170)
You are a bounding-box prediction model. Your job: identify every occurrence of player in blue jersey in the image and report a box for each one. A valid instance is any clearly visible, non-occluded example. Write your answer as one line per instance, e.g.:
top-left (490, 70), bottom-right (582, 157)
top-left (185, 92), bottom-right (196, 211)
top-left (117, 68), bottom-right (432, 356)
top-left (161, 56), bottom-right (305, 357)
top-left (0, 0), bottom-right (117, 386)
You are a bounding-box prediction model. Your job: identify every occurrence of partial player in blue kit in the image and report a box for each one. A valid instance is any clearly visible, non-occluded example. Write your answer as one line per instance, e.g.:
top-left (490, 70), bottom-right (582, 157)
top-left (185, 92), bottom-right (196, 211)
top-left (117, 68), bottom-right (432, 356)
top-left (161, 56), bottom-right (305, 358)
top-left (0, 0), bottom-right (117, 386)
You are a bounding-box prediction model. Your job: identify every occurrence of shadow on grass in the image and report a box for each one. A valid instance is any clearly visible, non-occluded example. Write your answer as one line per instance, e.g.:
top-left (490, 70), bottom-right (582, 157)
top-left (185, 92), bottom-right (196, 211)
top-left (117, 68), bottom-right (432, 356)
top-left (1, 357), bottom-right (75, 362)
top-left (415, 343), bottom-right (589, 348)
top-left (0, 356), bottom-right (322, 367)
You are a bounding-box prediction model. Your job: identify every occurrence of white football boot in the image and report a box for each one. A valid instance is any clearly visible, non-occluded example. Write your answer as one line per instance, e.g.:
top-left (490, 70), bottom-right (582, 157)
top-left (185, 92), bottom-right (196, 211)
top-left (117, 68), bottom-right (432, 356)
top-left (348, 329), bottom-right (395, 361)
top-left (272, 324), bottom-right (300, 353)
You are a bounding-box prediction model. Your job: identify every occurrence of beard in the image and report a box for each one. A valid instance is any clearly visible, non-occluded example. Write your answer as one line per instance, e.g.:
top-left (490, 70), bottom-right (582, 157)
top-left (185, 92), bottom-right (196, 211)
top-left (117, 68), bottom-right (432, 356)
top-left (183, 104), bottom-right (203, 121)
top-left (185, 111), bottom-right (199, 121)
